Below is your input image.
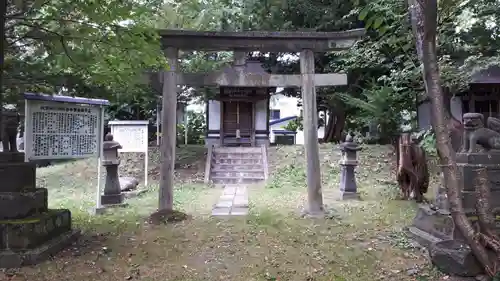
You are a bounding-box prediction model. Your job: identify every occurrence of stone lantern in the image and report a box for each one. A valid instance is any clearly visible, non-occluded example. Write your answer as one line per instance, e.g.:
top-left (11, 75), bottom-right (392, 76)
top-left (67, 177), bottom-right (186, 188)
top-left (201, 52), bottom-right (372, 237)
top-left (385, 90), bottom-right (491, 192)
top-left (338, 133), bottom-right (362, 200)
top-left (101, 133), bottom-right (124, 205)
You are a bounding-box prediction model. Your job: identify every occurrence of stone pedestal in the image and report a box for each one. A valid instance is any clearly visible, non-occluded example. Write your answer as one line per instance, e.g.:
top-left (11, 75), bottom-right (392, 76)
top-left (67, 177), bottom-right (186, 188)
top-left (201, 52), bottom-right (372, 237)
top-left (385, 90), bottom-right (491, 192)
top-left (100, 133), bottom-right (125, 207)
top-left (339, 164), bottom-right (361, 200)
top-left (101, 164), bottom-right (124, 205)
top-left (338, 135), bottom-right (362, 200)
top-left (408, 150), bottom-right (500, 276)
top-left (0, 152), bottom-right (79, 268)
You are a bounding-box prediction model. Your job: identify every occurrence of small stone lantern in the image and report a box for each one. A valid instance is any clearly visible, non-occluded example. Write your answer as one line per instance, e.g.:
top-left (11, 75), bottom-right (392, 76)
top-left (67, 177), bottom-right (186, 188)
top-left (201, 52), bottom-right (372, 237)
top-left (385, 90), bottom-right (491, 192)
top-left (338, 134), bottom-right (362, 200)
top-left (101, 133), bottom-right (124, 205)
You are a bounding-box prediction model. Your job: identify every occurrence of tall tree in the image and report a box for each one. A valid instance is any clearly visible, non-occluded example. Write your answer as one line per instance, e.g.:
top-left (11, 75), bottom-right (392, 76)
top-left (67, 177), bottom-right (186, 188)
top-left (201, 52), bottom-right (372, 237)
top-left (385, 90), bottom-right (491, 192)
top-left (410, 0), bottom-right (497, 276)
top-left (2, 0), bottom-right (166, 105)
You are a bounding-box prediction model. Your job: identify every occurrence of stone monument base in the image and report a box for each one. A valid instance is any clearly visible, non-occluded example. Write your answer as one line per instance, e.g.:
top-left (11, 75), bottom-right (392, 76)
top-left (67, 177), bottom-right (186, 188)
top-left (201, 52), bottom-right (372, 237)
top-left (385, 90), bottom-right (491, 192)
top-left (407, 204), bottom-right (456, 248)
top-left (408, 204), bottom-right (500, 277)
top-left (407, 205), bottom-right (492, 247)
top-left (429, 240), bottom-right (486, 277)
top-left (0, 152), bottom-right (25, 163)
top-left (0, 210), bottom-right (80, 268)
top-left (338, 191), bottom-right (361, 200)
top-left (0, 188), bottom-right (48, 219)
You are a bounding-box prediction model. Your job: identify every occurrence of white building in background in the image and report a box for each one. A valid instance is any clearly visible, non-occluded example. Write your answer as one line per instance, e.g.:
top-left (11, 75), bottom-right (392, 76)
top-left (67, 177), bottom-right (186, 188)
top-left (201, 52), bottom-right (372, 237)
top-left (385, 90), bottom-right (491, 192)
top-left (268, 93), bottom-right (326, 145)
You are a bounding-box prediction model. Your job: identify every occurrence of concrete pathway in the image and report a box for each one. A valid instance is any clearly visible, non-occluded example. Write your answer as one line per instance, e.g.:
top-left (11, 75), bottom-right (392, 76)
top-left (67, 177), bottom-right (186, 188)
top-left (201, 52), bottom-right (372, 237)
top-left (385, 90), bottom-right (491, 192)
top-left (211, 185), bottom-right (249, 216)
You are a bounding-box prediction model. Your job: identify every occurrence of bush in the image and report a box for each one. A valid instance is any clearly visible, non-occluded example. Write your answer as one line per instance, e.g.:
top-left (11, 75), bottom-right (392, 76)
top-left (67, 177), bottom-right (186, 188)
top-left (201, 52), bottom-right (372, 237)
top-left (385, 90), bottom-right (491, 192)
top-left (413, 129), bottom-right (437, 156)
top-left (282, 116), bottom-right (303, 132)
top-left (177, 110), bottom-right (206, 145)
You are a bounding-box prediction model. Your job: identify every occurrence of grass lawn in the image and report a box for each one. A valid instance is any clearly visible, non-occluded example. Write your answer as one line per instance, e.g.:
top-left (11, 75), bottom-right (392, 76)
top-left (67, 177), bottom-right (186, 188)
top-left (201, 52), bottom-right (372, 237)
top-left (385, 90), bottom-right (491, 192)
top-left (1, 144), bottom-right (446, 281)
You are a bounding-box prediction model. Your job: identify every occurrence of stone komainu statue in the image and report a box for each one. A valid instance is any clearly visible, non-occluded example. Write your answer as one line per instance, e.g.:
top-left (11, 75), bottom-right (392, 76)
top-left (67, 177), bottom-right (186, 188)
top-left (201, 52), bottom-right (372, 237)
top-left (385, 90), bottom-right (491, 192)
top-left (0, 111), bottom-right (20, 153)
top-left (462, 112), bottom-right (500, 153)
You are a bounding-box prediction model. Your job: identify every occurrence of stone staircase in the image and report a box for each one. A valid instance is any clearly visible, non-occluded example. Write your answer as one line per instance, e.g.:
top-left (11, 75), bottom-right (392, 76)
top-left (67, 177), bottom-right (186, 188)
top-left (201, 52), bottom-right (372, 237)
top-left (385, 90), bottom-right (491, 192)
top-left (207, 146), bottom-right (268, 185)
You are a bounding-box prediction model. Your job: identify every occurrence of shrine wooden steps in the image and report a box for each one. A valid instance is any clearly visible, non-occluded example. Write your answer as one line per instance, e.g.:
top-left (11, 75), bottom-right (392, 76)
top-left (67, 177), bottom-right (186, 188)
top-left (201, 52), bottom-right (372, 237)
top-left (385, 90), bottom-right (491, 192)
top-left (208, 146), bottom-right (268, 185)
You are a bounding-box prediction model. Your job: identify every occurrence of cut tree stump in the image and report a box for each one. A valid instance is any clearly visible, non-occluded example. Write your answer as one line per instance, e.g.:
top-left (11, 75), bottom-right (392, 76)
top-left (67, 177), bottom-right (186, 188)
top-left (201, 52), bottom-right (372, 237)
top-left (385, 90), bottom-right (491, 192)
top-left (397, 133), bottom-right (429, 202)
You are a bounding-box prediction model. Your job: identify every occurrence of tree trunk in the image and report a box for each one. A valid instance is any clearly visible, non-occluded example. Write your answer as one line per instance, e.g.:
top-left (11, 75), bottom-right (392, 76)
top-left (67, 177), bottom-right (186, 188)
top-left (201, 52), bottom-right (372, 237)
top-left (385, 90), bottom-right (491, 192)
top-left (323, 110), bottom-right (346, 143)
top-left (397, 134), bottom-right (415, 200)
top-left (323, 111), bottom-right (335, 142)
top-left (332, 112), bottom-right (346, 142)
top-left (397, 133), bottom-right (429, 202)
top-left (0, 1), bottom-right (6, 138)
top-left (410, 0), bottom-right (494, 275)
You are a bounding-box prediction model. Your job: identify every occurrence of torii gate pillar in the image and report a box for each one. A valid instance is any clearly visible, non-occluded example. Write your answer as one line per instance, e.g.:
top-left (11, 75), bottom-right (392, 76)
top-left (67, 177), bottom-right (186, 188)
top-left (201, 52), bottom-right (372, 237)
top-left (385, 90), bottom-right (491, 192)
top-left (158, 47), bottom-right (178, 212)
top-left (300, 49), bottom-right (324, 216)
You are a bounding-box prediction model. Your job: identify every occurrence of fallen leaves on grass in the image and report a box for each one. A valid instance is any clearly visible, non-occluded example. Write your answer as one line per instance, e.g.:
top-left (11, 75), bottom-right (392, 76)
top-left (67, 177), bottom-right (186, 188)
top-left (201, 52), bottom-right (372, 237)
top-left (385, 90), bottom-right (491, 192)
top-left (147, 209), bottom-right (190, 225)
top-left (4, 144), bottom-right (447, 281)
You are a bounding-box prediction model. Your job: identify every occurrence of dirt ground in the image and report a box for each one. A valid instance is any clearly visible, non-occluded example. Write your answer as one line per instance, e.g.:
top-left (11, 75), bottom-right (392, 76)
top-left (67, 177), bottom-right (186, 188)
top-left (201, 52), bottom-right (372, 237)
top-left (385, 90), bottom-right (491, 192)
top-left (1, 144), bottom-right (449, 281)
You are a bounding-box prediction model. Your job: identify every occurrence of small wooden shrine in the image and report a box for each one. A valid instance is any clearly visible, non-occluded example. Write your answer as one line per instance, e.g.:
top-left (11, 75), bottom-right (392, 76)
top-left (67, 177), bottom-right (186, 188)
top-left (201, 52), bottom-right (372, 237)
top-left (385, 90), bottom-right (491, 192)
top-left (459, 65), bottom-right (500, 120)
top-left (206, 53), bottom-right (274, 147)
top-left (418, 65), bottom-right (500, 129)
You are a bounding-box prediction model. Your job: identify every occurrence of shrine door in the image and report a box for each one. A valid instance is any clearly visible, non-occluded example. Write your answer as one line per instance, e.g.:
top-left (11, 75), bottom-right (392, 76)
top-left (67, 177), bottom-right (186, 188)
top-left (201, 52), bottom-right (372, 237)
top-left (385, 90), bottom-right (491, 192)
top-left (222, 101), bottom-right (253, 143)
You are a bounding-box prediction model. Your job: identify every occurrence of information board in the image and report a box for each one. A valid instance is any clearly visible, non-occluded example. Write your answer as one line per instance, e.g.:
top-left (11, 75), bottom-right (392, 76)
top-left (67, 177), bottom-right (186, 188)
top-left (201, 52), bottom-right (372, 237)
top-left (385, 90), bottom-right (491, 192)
top-left (109, 121), bottom-right (149, 153)
top-left (24, 93), bottom-right (109, 211)
top-left (25, 99), bottom-right (105, 160)
top-left (108, 120), bottom-right (149, 186)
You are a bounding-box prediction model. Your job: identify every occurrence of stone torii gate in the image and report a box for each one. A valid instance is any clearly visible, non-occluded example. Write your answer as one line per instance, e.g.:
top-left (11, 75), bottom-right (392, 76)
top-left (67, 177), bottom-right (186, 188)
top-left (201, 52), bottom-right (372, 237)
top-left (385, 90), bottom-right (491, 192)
top-left (156, 29), bottom-right (364, 216)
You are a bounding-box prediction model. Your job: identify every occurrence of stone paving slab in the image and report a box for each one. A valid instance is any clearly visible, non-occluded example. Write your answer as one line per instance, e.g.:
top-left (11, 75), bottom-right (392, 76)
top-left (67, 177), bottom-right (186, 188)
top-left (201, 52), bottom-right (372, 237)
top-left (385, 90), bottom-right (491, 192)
top-left (219, 194), bottom-right (234, 201)
top-left (223, 186), bottom-right (236, 195)
top-left (233, 195), bottom-right (248, 207)
top-left (215, 200), bottom-right (233, 208)
top-left (235, 185), bottom-right (247, 195)
top-left (212, 207), bottom-right (231, 216)
top-left (230, 207), bottom-right (248, 216)
top-left (212, 184), bottom-right (250, 217)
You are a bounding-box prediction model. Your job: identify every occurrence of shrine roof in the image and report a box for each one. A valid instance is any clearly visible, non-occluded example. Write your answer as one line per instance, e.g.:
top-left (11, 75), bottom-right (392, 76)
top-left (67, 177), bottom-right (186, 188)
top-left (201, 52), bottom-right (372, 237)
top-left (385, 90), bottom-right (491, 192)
top-left (24, 93), bottom-right (110, 106)
top-left (220, 60), bottom-right (268, 75)
top-left (158, 29), bottom-right (365, 52)
top-left (470, 65), bottom-right (500, 84)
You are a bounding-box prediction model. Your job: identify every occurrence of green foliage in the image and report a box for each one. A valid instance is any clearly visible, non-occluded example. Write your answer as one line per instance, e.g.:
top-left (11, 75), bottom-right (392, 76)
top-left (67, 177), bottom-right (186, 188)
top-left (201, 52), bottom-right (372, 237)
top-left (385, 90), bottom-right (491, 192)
top-left (339, 83), bottom-right (411, 141)
top-left (177, 111), bottom-right (206, 145)
top-left (282, 117), bottom-right (303, 132)
top-left (4, 0), bottom-right (499, 139)
top-left (414, 129), bottom-right (438, 157)
top-left (151, 0), bottom-right (246, 31)
top-left (106, 94), bottom-right (159, 122)
top-left (179, 51), bottom-right (233, 101)
top-left (4, 0), bottom-right (165, 103)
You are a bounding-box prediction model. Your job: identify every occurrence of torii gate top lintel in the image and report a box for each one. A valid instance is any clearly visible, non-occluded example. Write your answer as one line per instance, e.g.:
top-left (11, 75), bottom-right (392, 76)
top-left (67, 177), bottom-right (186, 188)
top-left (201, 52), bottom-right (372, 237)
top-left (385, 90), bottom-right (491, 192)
top-left (158, 28), bottom-right (365, 52)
